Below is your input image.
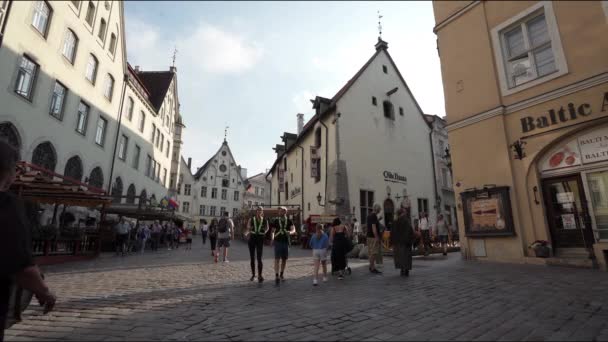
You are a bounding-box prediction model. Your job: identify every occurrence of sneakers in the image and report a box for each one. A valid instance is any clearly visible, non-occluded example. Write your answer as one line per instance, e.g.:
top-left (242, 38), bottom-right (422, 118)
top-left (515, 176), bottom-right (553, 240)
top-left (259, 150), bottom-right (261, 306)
top-left (258, 276), bottom-right (264, 283)
top-left (370, 268), bottom-right (382, 274)
top-left (313, 278), bottom-right (318, 286)
top-left (223, 259), bottom-right (230, 263)
top-left (250, 275), bottom-right (255, 282)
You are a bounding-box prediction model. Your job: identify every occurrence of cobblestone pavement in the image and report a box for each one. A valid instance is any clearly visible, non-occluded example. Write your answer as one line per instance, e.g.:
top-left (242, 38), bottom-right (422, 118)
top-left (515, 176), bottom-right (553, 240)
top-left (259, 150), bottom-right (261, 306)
top-left (5, 238), bottom-right (608, 341)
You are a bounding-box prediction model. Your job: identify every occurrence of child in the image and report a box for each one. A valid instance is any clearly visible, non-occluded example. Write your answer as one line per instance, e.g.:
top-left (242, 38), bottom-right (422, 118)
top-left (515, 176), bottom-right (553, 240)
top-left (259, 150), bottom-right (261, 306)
top-left (309, 223), bottom-right (330, 286)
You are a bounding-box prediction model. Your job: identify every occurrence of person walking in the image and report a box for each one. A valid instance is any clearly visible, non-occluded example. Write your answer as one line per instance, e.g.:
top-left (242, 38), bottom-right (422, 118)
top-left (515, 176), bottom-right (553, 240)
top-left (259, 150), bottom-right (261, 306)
top-left (330, 218), bottom-right (351, 280)
top-left (245, 206), bottom-right (269, 283)
top-left (209, 219), bottom-right (219, 261)
top-left (201, 219), bottom-right (209, 245)
top-left (185, 226), bottom-right (193, 250)
top-left (352, 218), bottom-right (361, 245)
top-left (151, 220), bottom-right (161, 251)
top-left (418, 212), bottom-right (432, 256)
top-left (272, 206), bottom-right (296, 285)
top-left (114, 216), bottom-right (130, 256)
top-left (391, 207), bottom-right (415, 277)
top-left (217, 212), bottom-right (234, 263)
top-left (173, 223), bottom-right (181, 250)
top-left (435, 214), bottom-right (450, 256)
top-left (309, 224), bottom-right (329, 286)
top-left (139, 223), bottom-right (150, 254)
top-left (367, 204), bottom-right (383, 274)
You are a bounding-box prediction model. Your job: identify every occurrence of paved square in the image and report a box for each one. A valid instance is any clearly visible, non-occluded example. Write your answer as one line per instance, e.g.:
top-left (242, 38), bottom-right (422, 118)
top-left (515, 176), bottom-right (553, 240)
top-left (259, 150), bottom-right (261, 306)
top-left (5, 239), bottom-right (608, 341)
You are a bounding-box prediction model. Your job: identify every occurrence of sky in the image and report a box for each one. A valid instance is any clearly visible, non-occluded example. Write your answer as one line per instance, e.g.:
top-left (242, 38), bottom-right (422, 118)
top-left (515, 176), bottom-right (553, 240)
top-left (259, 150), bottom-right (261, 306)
top-left (124, 1), bottom-right (445, 177)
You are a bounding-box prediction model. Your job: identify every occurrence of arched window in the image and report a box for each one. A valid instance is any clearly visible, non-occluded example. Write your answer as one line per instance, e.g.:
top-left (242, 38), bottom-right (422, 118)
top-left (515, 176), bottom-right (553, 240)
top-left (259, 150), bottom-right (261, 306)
top-left (85, 54), bottom-right (98, 83)
top-left (140, 189), bottom-right (147, 204)
top-left (0, 122), bottom-right (21, 152)
top-left (109, 33), bottom-right (117, 55)
top-left (126, 184), bottom-right (136, 204)
top-left (103, 74), bottom-right (114, 100)
top-left (64, 155), bottom-right (83, 182)
top-left (98, 18), bottom-right (106, 41)
top-left (85, 1), bottom-right (95, 26)
top-left (111, 177), bottom-right (123, 203)
top-left (32, 1), bottom-right (51, 36)
top-left (31, 141), bottom-right (57, 172)
top-left (62, 29), bottom-right (78, 63)
top-left (88, 167), bottom-right (104, 189)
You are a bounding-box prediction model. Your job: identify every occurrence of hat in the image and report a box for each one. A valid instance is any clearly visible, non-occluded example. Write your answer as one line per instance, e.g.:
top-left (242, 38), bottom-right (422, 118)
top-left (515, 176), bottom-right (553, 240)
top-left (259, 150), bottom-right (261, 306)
top-left (279, 206), bottom-right (288, 211)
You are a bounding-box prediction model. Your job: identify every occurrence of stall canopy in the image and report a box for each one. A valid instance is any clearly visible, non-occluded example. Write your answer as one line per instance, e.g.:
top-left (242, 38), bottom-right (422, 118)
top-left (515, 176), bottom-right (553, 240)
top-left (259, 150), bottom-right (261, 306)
top-left (104, 196), bottom-right (193, 223)
top-left (10, 162), bottom-right (111, 207)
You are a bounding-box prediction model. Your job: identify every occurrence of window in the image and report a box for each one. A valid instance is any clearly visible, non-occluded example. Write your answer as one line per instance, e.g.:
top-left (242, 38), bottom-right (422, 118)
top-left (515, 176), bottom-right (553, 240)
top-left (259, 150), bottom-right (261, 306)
top-left (222, 179), bottom-right (229, 187)
top-left (162, 168), bottom-right (167, 186)
top-left (315, 127), bottom-right (322, 147)
top-left (441, 168), bottom-right (450, 188)
top-left (201, 186), bottom-right (207, 198)
top-left (382, 65), bottom-right (388, 74)
top-left (166, 141), bottom-right (170, 158)
top-left (151, 123), bottom-right (156, 143)
top-left (14, 55), bottom-right (38, 100)
top-left (219, 164), bottom-right (227, 173)
top-left (98, 17), bottom-right (106, 38)
top-left (220, 207), bottom-right (226, 216)
top-left (360, 190), bottom-right (374, 224)
top-left (85, 1), bottom-right (95, 26)
top-left (103, 74), bottom-right (114, 100)
top-left (184, 184), bottom-right (191, 196)
top-left (233, 208), bottom-right (238, 218)
top-left (109, 33), bottom-right (117, 55)
top-left (160, 134), bottom-right (164, 152)
top-left (234, 191), bottom-right (239, 201)
top-left (62, 29), bottom-right (78, 63)
top-left (200, 205), bottom-right (205, 216)
top-left (372, 96), bottom-right (377, 106)
top-left (210, 206), bottom-right (216, 217)
top-left (49, 81), bottom-right (67, 120)
top-left (211, 188), bottom-right (217, 199)
top-left (95, 116), bottom-right (107, 146)
top-left (145, 155), bottom-right (152, 177)
top-left (118, 134), bottom-right (128, 160)
top-left (417, 198), bottom-right (429, 215)
top-left (261, 188), bottom-right (264, 196)
top-left (32, 1), bottom-right (51, 36)
top-left (399, 107), bottom-right (404, 116)
top-left (31, 142), bottom-right (57, 172)
top-left (124, 97), bottom-right (134, 121)
top-left (132, 145), bottom-right (140, 169)
top-left (383, 100), bottom-right (395, 120)
top-left (75, 101), bottom-right (89, 135)
top-left (155, 128), bottom-right (160, 148)
top-left (139, 111), bottom-right (145, 132)
top-left (182, 202), bottom-right (190, 214)
top-left (491, 2), bottom-right (567, 95)
top-left (438, 140), bottom-right (445, 155)
top-left (150, 159), bottom-right (156, 180)
top-left (70, 1), bottom-right (80, 9)
top-left (221, 189), bottom-right (227, 200)
top-left (85, 54), bottom-right (98, 84)
top-left (255, 187), bottom-right (259, 196)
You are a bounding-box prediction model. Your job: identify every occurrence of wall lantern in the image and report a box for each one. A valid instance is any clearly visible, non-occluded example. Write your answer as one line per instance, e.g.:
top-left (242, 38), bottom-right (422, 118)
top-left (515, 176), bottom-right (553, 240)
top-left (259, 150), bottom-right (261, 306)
top-left (443, 146), bottom-right (452, 174)
top-left (510, 139), bottom-right (527, 160)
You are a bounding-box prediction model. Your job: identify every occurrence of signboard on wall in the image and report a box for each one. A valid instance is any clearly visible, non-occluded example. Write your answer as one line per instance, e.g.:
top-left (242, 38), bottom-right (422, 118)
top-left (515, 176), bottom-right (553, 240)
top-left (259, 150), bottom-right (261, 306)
top-left (540, 125), bottom-right (608, 172)
top-left (461, 186), bottom-right (515, 237)
top-left (578, 129), bottom-right (608, 164)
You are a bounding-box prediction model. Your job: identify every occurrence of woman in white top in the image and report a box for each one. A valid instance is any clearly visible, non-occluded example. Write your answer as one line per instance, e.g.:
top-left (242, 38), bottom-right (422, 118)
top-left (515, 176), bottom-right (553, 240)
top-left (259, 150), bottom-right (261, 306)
top-left (201, 219), bottom-right (209, 245)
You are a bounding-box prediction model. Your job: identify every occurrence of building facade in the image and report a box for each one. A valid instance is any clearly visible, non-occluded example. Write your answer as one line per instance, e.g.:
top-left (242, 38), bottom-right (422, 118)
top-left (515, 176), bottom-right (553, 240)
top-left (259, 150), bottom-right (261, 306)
top-left (177, 140), bottom-right (246, 225)
top-left (425, 114), bottom-right (457, 228)
top-left (0, 1), bottom-right (183, 223)
top-left (433, 1), bottom-right (608, 268)
top-left (268, 38), bottom-right (436, 229)
top-left (243, 172), bottom-right (271, 208)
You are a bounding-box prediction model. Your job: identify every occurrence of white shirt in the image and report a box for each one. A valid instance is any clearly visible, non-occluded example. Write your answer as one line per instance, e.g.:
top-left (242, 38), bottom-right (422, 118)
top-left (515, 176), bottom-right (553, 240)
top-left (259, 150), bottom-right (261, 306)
top-left (202, 224), bottom-right (209, 232)
top-left (353, 222), bottom-right (361, 233)
top-left (419, 217), bottom-right (429, 231)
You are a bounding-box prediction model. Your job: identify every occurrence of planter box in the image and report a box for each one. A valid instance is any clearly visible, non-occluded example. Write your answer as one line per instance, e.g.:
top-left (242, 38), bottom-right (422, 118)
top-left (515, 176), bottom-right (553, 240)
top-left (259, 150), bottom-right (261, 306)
top-left (534, 246), bottom-right (551, 258)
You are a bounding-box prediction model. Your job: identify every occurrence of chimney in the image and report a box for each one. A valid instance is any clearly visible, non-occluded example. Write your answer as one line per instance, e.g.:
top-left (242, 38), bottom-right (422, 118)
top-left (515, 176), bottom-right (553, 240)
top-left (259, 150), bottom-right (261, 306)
top-left (134, 65), bottom-right (140, 72)
top-left (297, 114), bottom-right (304, 134)
top-left (187, 157), bottom-right (192, 171)
top-left (169, 66), bottom-right (177, 73)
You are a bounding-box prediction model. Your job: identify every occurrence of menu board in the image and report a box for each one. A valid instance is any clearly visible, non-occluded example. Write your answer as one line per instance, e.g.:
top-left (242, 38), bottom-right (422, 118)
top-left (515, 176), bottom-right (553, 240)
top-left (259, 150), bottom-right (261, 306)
top-left (462, 186), bottom-right (515, 237)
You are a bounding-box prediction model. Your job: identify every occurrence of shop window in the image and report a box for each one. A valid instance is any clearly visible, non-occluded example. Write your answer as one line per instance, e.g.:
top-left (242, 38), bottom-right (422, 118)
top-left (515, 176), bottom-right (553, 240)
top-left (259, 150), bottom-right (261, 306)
top-left (360, 190), bottom-right (374, 224)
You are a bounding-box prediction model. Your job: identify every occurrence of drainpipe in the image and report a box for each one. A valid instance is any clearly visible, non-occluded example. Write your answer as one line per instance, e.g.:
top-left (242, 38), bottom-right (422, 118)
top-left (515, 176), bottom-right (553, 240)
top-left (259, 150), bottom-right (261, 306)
top-left (429, 126), bottom-right (439, 219)
top-left (107, 74), bottom-right (128, 193)
top-left (319, 120), bottom-right (329, 213)
top-left (296, 144), bottom-right (305, 218)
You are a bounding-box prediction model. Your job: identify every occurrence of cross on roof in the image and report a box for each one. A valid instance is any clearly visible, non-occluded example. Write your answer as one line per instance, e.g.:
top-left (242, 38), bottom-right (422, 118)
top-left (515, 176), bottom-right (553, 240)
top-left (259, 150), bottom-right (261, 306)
top-left (377, 10), bottom-right (383, 39)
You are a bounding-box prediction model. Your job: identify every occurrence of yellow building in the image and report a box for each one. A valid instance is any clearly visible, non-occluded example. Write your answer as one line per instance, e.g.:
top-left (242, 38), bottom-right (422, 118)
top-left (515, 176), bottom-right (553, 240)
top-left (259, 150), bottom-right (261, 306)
top-left (433, 1), bottom-right (608, 269)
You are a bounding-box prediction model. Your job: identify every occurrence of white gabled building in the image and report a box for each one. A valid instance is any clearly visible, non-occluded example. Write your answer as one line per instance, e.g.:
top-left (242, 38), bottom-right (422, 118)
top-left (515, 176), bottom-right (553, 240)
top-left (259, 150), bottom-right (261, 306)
top-left (177, 140), bottom-right (246, 225)
top-left (268, 38), bottom-right (437, 229)
top-left (243, 172), bottom-right (271, 209)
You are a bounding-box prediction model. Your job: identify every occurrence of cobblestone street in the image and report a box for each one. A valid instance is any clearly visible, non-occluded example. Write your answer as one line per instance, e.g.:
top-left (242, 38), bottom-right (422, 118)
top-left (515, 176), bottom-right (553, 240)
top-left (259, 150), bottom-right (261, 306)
top-left (6, 239), bottom-right (608, 341)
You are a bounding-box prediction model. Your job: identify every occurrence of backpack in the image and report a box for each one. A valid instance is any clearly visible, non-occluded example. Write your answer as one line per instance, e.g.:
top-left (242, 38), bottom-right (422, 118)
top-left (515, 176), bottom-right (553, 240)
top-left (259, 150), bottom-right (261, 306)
top-left (218, 218), bottom-right (228, 234)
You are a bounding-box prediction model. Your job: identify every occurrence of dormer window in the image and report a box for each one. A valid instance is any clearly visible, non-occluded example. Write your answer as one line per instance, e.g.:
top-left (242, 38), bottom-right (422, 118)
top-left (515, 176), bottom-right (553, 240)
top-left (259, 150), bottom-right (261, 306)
top-left (383, 100), bottom-right (395, 120)
top-left (382, 65), bottom-right (388, 74)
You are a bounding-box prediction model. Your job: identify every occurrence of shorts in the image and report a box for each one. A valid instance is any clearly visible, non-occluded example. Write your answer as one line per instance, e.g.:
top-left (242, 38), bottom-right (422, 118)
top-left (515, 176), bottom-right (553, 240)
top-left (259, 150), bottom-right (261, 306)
top-left (218, 238), bottom-right (231, 248)
top-left (438, 235), bottom-right (448, 243)
top-left (274, 241), bottom-right (289, 260)
top-left (367, 237), bottom-right (381, 258)
top-left (312, 249), bottom-right (328, 261)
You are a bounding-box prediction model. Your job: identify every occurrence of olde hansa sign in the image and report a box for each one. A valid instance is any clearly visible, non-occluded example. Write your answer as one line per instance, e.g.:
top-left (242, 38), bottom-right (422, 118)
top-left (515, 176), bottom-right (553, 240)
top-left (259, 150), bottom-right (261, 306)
top-left (383, 171), bottom-right (407, 184)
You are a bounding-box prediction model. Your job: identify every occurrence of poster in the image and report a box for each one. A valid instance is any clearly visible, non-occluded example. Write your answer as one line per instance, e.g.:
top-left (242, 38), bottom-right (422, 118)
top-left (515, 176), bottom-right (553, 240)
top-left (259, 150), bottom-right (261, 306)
top-left (461, 186), bottom-right (515, 237)
top-left (556, 192), bottom-right (574, 204)
top-left (561, 214), bottom-right (577, 230)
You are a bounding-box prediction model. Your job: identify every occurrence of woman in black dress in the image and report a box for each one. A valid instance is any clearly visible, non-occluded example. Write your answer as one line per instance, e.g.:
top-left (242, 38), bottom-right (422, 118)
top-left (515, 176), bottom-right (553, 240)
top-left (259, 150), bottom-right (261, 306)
top-left (330, 218), bottom-right (350, 280)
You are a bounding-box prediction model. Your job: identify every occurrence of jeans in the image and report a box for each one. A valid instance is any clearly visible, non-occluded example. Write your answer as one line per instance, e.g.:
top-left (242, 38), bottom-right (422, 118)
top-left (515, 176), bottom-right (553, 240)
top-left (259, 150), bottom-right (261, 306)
top-left (202, 231), bottom-right (208, 245)
top-left (140, 238), bottom-right (147, 254)
top-left (151, 233), bottom-right (160, 251)
top-left (248, 235), bottom-right (264, 276)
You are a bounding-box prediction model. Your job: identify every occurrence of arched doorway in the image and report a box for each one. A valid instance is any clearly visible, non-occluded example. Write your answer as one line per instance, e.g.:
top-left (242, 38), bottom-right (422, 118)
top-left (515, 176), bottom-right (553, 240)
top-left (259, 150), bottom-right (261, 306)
top-left (383, 198), bottom-right (395, 231)
top-left (64, 156), bottom-right (83, 182)
top-left (88, 167), bottom-right (104, 189)
top-left (0, 122), bottom-right (21, 152)
top-left (31, 141), bottom-right (57, 172)
top-left (111, 177), bottom-right (123, 203)
top-left (126, 184), bottom-right (136, 204)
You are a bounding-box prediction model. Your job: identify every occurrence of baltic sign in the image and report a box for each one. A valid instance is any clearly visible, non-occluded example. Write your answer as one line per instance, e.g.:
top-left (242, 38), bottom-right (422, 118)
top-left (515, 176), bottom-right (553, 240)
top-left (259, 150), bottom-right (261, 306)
top-left (383, 171), bottom-right (407, 184)
top-left (520, 92), bottom-right (608, 133)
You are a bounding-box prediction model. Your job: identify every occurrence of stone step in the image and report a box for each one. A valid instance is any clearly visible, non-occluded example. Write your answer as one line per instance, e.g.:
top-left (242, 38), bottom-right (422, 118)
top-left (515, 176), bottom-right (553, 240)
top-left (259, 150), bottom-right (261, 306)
top-left (546, 257), bottom-right (595, 269)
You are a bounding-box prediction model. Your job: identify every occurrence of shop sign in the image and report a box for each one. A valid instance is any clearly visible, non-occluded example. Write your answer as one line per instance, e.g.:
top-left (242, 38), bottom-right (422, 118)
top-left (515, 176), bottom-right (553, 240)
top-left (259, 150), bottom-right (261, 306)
top-left (540, 125), bottom-right (608, 172)
top-left (309, 215), bottom-right (337, 224)
top-left (383, 171), bottom-right (407, 184)
top-left (520, 91), bottom-right (608, 134)
top-left (289, 187), bottom-right (301, 199)
top-left (578, 130), bottom-right (608, 164)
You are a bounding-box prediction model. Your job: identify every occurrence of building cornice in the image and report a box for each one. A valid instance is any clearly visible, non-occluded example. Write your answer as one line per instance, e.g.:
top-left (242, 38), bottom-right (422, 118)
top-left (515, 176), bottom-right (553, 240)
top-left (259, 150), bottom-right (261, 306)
top-left (447, 72), bottom-right (608, 132)
top-left (433, 1), bottom-right (481, 34)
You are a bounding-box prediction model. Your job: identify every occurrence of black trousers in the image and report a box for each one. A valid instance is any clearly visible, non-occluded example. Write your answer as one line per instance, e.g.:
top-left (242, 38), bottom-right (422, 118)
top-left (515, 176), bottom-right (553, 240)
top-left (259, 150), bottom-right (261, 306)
top-left (210, 236), bottom-right (217, 251)
top-left (248, 235), bottom-right (264, 276)
top-left (201, 231), bottom-right (207, 244)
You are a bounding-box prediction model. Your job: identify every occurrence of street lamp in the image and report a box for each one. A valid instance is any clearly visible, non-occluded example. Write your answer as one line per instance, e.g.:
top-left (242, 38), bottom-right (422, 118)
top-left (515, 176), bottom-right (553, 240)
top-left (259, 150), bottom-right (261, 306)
top-left (443, 146), bottom-right (452, 174)
top-left (317, 192), bottom-right (325, 207)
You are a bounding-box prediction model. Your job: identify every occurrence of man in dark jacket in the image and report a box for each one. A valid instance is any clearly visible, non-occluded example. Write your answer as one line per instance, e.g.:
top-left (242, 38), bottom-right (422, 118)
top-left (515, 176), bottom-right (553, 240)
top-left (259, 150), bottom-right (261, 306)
top-left (0, 140), bottom-right (56, 341)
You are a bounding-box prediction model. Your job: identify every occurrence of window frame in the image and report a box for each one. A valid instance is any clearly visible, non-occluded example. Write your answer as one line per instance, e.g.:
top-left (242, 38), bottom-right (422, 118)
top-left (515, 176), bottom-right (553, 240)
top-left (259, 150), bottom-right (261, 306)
top-left (103, 74), bottom-right (114, 101)
top-left (211, 187), bottom-right (218, 199)
top-left (221, 189), bottom-right (227, 200)
top-left (85, 54), bottom-right (98, 84)
top-left (75, 101), bottom-right (89, 136)
top-left (125, 97), bottom-right (134, 121)
top-left (184, 184), bottom-right (191, 196)
top-left (132, 144), bottom-right (141, 170)
top-left (490, 1), bottom-right (567, 96)
top-left (139, 111), bottom-right (146, 133)
top-left (49, 81), bottom-right (67, 120)
top-left (118, 134), bottom-right (128, 161)
top-left (234, 190), bottom-right (239, 201)
top-left (31, 0), bottom-right (52, 38)
top-left (94, 115), bottom-right (108, 147)
top-left (109, 33), bottom-right (117, 56)
top-left (84, 1), bottom-right (95, 27)
top-left (61, 29), bottom-right (78, 64)
top-left (201, 186), bottom-right (207, 198)
top-left (360, 190), bottom-right (374, 225)
top-left (97, 18), bottom-right (106, 42)
top-left (14, 55), bottom-right (39, 101)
